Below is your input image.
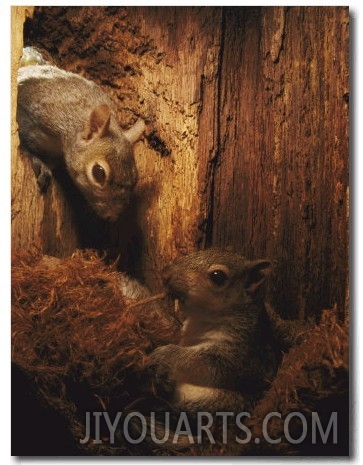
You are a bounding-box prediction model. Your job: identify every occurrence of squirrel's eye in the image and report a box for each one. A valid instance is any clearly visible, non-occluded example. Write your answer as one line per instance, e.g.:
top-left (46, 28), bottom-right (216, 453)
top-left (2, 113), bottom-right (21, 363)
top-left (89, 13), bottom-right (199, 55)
top-left (92, 163), bottom-right (106, 185)
top-left (208, 269), bottom-right (228, 286)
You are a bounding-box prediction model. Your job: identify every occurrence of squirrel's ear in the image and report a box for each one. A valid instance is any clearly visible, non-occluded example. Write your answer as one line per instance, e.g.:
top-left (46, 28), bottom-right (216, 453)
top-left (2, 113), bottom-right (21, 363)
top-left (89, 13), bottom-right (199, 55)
top-left (124, 118), bottom-right (146, 144)
top-left (83, 104), bottom-right (111, 141)
top-left (244, 260), bottom-right (271, 294)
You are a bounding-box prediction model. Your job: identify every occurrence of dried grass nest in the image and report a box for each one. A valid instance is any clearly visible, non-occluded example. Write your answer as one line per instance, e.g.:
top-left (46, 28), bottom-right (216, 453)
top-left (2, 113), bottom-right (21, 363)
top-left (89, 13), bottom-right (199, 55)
top-left (11, 251), bottom-right (349, 456)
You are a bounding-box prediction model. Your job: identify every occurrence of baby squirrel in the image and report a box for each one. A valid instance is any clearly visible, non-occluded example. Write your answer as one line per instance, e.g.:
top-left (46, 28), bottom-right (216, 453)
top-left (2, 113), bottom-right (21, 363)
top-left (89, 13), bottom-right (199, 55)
top-left (149, 249), bottom-right (280, 414)
top-left (17, 54), bottom-right (145, 221)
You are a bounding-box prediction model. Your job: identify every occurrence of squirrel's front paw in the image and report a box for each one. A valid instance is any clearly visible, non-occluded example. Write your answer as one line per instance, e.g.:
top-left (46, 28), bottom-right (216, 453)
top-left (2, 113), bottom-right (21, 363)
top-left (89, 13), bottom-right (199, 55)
top-left (31, 156), bottom-right (53, 193)
top-left (149, 364), bottom-right (175, 398)
top-left (148, 345), bottom-right (178, 397)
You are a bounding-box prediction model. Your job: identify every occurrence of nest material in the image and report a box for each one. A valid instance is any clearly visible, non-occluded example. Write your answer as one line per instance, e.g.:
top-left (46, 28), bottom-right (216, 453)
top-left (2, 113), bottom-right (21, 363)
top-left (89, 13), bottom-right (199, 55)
top-left (12, 250), bottom-right (179, 455)
top-left (243, 308), bottom-right (349, 456)
top-left (11, 251), bottom-right (349, 456)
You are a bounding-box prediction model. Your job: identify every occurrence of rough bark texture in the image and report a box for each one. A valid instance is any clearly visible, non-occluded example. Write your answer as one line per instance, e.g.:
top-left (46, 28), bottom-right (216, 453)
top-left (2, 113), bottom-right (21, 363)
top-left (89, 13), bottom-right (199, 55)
top-left (12, 6), bottom-right (349, 320)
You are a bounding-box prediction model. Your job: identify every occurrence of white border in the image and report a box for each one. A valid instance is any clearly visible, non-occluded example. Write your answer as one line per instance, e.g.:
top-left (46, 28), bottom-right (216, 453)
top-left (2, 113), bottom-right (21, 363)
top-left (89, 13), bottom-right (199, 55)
top-left (2, 1), bottom-right (360, 464)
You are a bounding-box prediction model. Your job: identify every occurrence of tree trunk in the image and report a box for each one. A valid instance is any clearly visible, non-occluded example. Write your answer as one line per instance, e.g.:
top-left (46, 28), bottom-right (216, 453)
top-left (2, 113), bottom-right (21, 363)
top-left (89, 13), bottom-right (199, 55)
top-left (12, 6), bottom-right (349, 320)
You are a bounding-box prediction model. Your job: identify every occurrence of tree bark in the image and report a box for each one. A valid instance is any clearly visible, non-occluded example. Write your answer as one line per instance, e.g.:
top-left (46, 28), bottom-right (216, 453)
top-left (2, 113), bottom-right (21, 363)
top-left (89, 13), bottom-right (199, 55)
top-left (12, 6), bottom-right (349, 320)
top-left (209, 7), bottom-right (349, 318)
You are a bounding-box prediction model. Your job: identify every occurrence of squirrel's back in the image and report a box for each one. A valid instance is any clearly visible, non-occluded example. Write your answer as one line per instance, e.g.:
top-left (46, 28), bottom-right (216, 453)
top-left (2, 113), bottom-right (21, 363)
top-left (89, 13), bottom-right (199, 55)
top-left (17, 65), bottom-right (116, 156)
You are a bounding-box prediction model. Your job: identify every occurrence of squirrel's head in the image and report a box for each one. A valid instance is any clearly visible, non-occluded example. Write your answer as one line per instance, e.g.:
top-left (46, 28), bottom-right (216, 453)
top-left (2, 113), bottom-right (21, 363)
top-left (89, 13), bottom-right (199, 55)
top-left (162, 250), bottom-right (271, 315)
top-left (71, 104), bottom-right (145, 221)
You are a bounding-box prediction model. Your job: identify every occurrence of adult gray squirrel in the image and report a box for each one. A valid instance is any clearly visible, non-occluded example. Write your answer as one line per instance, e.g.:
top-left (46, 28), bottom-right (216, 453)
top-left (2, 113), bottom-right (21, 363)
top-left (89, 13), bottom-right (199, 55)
top-left (17, 48), bottom-right (145, 221)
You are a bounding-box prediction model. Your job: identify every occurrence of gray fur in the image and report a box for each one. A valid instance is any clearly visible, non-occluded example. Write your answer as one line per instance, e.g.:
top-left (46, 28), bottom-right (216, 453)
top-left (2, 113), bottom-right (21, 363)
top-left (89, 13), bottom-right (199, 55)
top-left (17, 64), bottom-right (144, 221)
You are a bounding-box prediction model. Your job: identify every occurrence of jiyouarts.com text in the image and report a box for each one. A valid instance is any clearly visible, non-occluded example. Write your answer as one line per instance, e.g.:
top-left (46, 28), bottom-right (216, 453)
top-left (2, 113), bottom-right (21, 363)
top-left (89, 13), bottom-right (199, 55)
top-left (80, 410), bottom-right (338, 445)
